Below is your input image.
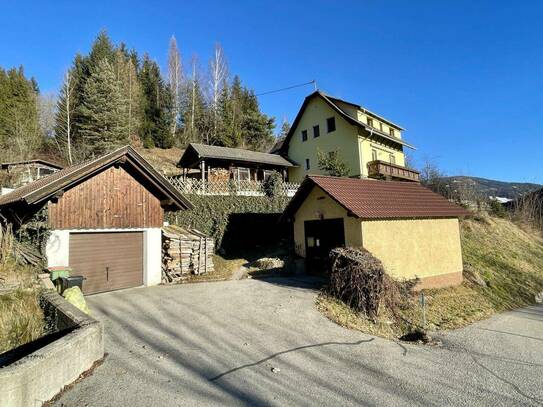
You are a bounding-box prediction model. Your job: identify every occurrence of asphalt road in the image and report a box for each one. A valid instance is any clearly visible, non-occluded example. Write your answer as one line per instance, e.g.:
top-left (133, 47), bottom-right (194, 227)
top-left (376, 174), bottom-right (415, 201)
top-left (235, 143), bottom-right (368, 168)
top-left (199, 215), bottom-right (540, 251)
top-left (54, 277), bottom-right (543, 406)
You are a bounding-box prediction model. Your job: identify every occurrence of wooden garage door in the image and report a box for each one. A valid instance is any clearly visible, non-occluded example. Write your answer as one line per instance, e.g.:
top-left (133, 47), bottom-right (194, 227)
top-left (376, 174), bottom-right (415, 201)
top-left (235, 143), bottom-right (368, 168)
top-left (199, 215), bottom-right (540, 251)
top-left (69, 232), bottom-right (143, 295)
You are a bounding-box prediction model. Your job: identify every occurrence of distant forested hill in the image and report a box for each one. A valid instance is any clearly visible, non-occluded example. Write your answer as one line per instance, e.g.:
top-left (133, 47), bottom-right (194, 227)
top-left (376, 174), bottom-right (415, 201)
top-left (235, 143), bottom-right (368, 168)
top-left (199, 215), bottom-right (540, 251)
top-left (441, 176), bottom-right (541, 199)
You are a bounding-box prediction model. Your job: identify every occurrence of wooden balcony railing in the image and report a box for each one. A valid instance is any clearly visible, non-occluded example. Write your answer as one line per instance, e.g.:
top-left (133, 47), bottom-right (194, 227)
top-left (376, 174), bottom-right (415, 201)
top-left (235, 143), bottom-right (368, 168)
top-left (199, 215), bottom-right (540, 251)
top-left (367, 160), bottom-right (420, 182)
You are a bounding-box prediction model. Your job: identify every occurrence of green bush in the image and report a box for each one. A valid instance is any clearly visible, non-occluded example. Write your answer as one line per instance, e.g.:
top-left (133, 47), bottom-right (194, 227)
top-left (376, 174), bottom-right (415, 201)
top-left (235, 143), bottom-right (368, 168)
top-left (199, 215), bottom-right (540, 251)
top-left (488, 199), bottom-right (507, 218)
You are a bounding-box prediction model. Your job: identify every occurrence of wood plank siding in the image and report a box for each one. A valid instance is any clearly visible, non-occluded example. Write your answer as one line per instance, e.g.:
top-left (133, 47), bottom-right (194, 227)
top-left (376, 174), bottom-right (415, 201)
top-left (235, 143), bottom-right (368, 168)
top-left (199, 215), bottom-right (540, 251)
top-left (48, 166), bottom-right (164, 229)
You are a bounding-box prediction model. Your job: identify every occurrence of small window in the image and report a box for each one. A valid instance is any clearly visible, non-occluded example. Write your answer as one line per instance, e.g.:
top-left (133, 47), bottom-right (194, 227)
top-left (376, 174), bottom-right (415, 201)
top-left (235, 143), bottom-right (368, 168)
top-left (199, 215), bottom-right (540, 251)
top-left (389, 154), bottom-right (396, 165)
top-left (262, 170), bottom-right (274, 181)
top-left (379, 122), bottom-right (383, 132)
top-left (371, 149), bottom-right (378, 161)
top-left (313, 125), bottom-right (320, 138)
top-left (326, 117), bottom-right (336, 133)
top-left (305, 159), bottom-right (310, 170)
top-left (367, 117), bottom-right (373, 127)
top-left (237, 167), bottom-right (251, 181)
top-left (389, 128), bottom-right (395, 137)
top-left (301, 130), bottom-right (308, 142)
top-left (38, 167), bottom-right (55, 178)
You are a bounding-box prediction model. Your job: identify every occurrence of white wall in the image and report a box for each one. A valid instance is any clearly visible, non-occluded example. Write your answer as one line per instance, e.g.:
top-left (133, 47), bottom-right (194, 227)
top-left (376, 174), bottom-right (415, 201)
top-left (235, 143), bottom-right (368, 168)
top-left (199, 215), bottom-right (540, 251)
top-left (45, 228), bottom-right (163, 289)
top-left (144, 228), bottom-right (162, 286)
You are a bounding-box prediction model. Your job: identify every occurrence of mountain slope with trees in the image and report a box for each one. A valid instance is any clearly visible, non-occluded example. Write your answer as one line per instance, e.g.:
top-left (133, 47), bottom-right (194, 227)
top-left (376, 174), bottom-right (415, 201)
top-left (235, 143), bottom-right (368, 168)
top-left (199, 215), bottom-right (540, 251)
top-left (0, 30), bottom-right (278, 166)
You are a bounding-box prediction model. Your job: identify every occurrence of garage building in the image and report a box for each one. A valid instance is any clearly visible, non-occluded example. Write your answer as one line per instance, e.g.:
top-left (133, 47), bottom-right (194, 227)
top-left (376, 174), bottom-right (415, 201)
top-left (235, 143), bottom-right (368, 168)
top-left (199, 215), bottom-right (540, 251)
top-left (282, 175), bottom-right (470, 289)
top-left (0, 146), bottom-right (192, 294)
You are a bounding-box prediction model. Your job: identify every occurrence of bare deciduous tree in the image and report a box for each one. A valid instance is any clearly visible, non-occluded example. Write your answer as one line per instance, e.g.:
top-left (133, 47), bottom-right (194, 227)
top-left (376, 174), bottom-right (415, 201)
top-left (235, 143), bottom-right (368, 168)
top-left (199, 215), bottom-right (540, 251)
top-left (208, 43), bottom-right (228, 143)
top-left (168, 36), bottom-right (182, 140)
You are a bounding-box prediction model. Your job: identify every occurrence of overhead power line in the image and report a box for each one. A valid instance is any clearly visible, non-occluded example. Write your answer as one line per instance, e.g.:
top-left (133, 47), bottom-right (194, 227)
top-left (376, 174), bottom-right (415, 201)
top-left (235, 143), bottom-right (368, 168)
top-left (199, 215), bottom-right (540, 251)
top-left (256, 80), bottom-right (317, 96)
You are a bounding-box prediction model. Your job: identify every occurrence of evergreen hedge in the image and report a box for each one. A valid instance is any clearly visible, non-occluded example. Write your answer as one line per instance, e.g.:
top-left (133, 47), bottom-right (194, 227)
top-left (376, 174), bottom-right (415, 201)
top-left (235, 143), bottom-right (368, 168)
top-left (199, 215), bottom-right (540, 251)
top-left (167, 194), bottom-right (290, 251)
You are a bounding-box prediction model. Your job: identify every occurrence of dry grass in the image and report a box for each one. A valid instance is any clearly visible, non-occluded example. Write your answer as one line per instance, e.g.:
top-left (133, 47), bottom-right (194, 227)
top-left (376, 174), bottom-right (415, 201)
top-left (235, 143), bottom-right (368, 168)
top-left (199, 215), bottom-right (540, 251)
top-left (186, 255), bottom-right (245, 282)
top-left (135, 147), bottom-right (183, 176)
top-left (0, 288), bottom-right (45, 354)
top-left (318, 214), bottom-right (543, 339)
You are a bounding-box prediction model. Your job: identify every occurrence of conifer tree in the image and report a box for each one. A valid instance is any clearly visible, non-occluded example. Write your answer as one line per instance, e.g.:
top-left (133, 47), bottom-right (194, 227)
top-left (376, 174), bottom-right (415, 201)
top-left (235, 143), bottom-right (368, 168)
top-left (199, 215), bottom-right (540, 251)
top-left (0, 66), bottom-right (42, 160)
top-left (139, 55), bottom-right (174, 148)
top-left (78, 59), bottom-right (128, 156)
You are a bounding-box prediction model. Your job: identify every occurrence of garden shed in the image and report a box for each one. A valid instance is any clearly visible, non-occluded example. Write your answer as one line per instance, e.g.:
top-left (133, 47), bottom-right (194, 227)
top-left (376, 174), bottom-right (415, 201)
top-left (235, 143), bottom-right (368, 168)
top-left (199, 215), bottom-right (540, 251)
top-left (0, 146), bottom-right (192, 294)
top-left (282, 175), bottom-right (470, 289)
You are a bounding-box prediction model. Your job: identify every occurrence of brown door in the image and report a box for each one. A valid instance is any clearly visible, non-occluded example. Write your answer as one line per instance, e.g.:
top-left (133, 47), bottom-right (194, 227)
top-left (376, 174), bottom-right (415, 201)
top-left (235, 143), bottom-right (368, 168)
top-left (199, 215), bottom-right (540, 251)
top-left (304, 218), bottom-right (345, 275)
top-left (69, 232), bottom-right (144, 294)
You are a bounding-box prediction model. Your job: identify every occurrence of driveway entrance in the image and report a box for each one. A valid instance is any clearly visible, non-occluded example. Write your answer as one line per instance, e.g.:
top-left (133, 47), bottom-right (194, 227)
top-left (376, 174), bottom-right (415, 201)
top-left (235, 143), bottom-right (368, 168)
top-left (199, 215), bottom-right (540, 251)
top-left (53, 278), bottom-right (543, 406)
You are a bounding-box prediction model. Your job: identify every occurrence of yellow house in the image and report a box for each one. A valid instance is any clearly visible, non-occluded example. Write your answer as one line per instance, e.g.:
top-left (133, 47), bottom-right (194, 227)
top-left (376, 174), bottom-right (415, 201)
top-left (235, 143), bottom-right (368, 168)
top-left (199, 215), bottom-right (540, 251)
top-left (282, 175), bottom-right (470, 289)
top-left (277, 91), bottom-right (419, 183)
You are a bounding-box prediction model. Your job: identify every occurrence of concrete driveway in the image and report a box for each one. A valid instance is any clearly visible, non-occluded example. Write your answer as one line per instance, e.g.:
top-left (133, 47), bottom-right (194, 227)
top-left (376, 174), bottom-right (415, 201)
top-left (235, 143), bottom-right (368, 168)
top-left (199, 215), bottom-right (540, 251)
top-left (54, 277), bottom-right (543, 406)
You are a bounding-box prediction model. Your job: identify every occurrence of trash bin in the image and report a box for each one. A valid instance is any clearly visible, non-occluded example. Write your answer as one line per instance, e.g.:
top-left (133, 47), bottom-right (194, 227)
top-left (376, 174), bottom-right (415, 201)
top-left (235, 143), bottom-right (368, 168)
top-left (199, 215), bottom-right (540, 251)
top-left (59, 276), bottom-right (86, 293)
top-left (47, 267), bottom-right (73, 293)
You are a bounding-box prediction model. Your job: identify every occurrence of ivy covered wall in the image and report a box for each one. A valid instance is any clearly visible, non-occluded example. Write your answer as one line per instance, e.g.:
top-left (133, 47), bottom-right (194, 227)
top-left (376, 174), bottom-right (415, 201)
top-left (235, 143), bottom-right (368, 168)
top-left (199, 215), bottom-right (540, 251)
top-left (167, 195), bottom-right (291, 251)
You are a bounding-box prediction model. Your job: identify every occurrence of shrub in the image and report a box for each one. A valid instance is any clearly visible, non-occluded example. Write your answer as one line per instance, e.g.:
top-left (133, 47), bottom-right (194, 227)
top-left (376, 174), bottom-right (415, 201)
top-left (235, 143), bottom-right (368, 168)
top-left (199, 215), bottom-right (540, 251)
top-left (328, 247), bottom-right (415, 319)
top-left (488, 199), bottom-right (507, 218)
top-left (262, 171), bottom-right (284, 200)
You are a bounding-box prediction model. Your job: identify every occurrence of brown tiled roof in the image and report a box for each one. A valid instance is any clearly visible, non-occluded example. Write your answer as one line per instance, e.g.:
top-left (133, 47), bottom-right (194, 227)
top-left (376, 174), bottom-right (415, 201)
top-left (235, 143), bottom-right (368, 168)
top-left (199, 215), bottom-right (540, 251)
top-left (0, 146), bottom-right (192, 210)
top-left (282, 175), bottom-right (471, 220)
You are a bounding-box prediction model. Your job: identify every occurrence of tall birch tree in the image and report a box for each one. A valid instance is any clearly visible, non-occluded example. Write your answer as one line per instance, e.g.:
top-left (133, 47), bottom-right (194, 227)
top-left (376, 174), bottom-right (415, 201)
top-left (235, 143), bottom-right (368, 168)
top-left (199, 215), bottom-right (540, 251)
top-left (168, 36), bottom-right (182, 141)
top-left (208, 43), bottom-right (228, 144)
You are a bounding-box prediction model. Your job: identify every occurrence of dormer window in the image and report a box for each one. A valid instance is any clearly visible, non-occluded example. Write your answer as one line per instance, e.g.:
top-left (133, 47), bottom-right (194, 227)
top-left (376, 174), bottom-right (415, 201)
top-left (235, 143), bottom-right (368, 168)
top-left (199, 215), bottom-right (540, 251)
top-left (389, 128), bottom-right (395, 137)
top-left (367, 117), bottom-right (373, 127)
top-left (302, 130), bottom-right (308, 142)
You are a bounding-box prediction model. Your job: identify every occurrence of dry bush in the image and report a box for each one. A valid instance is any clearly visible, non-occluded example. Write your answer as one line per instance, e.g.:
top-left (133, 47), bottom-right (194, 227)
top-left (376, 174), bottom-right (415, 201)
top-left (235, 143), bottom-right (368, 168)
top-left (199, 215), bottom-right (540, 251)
top-left (510, 189), bottom-right (543, 231)
top-left (328, 247), bottom-right (416, 319)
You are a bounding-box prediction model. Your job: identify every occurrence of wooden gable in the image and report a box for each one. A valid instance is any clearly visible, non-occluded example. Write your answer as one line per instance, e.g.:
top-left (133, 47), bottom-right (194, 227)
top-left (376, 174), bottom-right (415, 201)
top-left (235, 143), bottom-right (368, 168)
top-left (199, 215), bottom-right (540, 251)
top-left (48, 166), bottom-right (164, 229)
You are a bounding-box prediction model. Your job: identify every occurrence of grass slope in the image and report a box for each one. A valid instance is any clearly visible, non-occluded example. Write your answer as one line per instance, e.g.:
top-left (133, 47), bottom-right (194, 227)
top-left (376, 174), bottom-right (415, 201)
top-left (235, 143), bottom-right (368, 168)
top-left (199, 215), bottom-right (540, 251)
top-left (318, 215), bottom-right (543, 338)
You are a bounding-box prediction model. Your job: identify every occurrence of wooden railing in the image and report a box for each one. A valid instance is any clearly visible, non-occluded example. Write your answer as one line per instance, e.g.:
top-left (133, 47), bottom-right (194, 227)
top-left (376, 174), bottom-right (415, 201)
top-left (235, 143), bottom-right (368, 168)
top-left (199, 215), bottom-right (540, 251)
top-left (367, 160), bottom-right (420, 182)
top-left (166, 177), bottom-right (300, 197)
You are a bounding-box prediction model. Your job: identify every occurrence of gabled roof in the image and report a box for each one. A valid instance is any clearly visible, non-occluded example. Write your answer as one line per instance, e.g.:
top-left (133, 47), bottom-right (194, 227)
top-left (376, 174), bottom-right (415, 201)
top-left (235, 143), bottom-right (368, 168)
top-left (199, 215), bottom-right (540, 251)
top-left (0, 146), bottom-right (192, 210)
top-left (1, 159), bottom-right (64, 170)
top-left (278, 91), bottom-right (415, 155)
top-left (178, 143), bottom-right (296, 168)
top-left (282, 175), bottom-right (470, 220)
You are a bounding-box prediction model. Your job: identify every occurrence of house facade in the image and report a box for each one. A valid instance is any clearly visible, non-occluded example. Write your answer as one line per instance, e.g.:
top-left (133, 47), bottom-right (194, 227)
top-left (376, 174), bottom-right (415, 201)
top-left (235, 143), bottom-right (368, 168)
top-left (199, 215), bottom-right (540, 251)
top-left (278, 91), bottom-right (419, 183)
top-left (282, 175), bottom-right (470, 289)
top-left (0, 159), bottom-right (63, 193)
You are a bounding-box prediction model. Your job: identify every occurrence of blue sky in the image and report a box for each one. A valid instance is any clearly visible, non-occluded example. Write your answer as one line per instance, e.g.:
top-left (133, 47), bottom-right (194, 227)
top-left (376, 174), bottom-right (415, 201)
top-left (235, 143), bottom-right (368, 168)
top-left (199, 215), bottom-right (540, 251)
top-left (2, 1), bottom-right (542, 183)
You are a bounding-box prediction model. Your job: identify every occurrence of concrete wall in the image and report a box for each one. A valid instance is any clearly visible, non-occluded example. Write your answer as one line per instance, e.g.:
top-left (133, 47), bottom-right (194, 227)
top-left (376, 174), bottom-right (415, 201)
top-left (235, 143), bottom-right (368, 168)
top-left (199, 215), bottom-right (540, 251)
top-left (361, 218), bottom-right (463, 286)
top-left (293, 185), bottom-right (362, 257)
top-left (46, 227), bottom-right (163, 289)
top-left (0, 291), bottom-right (104, 407)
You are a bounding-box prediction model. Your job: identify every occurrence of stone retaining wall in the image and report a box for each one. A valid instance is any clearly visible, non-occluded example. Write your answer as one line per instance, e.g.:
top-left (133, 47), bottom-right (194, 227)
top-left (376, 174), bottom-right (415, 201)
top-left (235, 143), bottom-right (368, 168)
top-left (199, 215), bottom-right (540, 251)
top-left (0, 290), bottom-right (104, 406)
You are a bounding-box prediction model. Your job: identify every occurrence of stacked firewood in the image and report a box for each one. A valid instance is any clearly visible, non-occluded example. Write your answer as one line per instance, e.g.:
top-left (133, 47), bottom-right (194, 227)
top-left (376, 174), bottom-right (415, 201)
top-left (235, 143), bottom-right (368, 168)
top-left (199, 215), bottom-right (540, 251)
top-left (162, 225), bottom-right (214, 283)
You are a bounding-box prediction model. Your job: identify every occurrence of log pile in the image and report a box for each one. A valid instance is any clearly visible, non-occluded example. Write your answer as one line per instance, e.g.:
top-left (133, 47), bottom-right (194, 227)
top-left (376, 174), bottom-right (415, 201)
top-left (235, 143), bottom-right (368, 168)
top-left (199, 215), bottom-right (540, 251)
top-left (162, 225), bottom-right (214, 283)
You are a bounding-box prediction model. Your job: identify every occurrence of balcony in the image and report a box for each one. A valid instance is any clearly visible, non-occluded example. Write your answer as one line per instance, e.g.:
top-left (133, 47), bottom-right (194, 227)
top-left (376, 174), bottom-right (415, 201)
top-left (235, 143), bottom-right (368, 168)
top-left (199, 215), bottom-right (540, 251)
top-left (367, 160), bottom-right (420, 182)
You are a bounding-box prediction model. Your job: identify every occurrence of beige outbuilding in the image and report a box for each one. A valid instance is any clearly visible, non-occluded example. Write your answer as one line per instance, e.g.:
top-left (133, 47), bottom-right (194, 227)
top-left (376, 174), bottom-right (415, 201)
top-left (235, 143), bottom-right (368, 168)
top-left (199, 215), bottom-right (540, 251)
top-left (282, 176), bottom-right (470, 289)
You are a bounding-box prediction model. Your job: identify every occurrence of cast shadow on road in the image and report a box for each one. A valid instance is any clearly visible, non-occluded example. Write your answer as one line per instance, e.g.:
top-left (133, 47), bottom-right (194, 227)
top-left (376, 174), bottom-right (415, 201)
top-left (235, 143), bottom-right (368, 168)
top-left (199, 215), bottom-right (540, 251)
top-left (209, 338), bottom-right (375, 381)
